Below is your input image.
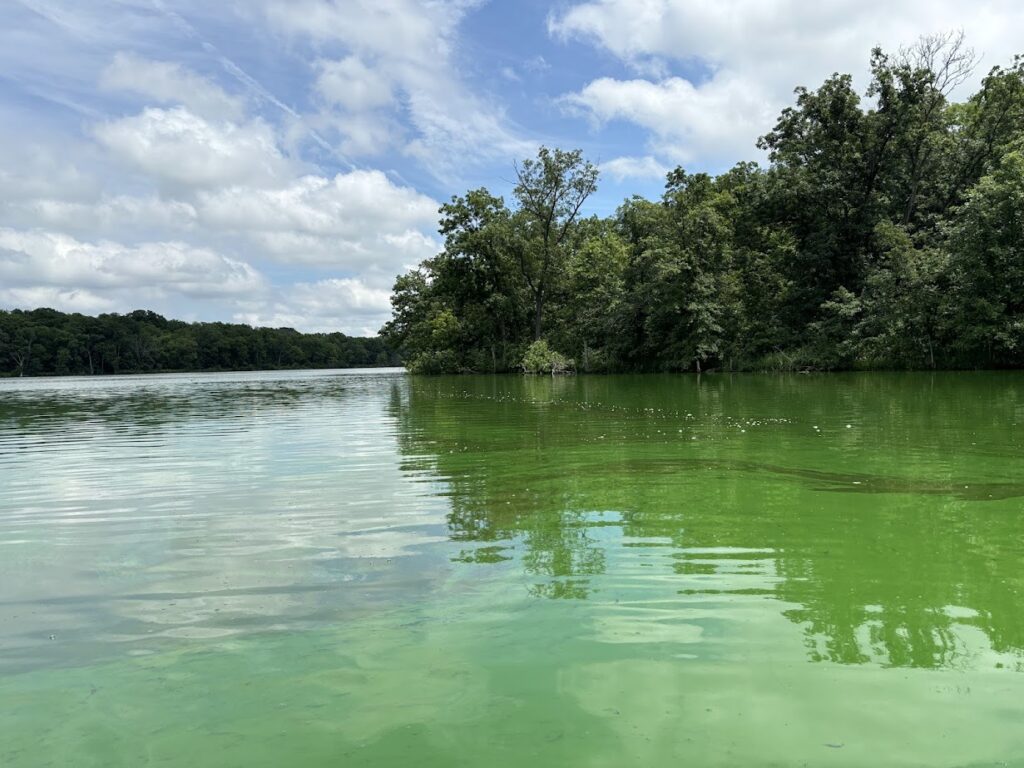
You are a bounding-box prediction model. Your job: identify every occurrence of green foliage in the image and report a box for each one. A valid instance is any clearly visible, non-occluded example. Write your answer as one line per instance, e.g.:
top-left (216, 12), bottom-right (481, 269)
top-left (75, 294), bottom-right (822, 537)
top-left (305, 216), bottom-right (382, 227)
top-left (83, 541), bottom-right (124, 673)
top-left (945, 151), bottom-right (1024, 366)
top-left (384, 37), bottom-right (1024, 373)
top-left (513, 147), bottom-right (599, 341)
top-left (808, 287), bottom-right (863, 370)
top-left (520, 340), bottom-right (574, 375)
top-left (0, 308), bottom-right (397, 377)
top-left (547, 217), bottom-right (628, 372)
top-left (854, 222), bottom-right (950, 367)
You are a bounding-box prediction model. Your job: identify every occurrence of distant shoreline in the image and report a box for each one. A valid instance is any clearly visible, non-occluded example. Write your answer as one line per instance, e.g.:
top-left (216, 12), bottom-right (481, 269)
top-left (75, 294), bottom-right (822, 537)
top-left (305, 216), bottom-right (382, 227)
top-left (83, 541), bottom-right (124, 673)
top-left (1, 307), bottom-right (400, 377)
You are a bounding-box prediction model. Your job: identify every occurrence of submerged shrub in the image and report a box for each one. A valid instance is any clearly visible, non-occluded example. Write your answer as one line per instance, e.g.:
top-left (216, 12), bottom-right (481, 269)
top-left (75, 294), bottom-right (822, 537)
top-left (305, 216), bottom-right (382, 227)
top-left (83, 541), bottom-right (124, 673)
top-left (520, 340), bottom-right (575, 375)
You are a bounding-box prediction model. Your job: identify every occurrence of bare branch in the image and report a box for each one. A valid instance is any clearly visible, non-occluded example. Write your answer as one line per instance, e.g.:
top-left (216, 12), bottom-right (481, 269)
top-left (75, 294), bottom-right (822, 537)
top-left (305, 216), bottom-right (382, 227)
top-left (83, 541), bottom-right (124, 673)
top-left (900, 30), bottom-right (979, 95)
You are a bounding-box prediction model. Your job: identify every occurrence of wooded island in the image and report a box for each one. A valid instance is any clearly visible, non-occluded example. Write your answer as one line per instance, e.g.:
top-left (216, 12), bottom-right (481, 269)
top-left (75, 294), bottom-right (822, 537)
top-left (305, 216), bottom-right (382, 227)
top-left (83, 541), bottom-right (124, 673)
top-left (383, 37), bottom-right (1024, 373)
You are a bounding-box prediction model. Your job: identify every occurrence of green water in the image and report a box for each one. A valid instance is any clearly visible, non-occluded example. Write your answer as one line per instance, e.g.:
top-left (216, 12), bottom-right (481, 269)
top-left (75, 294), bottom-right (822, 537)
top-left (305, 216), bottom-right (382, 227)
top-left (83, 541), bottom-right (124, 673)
top-left (2, 370), bottom-right (1023, 767)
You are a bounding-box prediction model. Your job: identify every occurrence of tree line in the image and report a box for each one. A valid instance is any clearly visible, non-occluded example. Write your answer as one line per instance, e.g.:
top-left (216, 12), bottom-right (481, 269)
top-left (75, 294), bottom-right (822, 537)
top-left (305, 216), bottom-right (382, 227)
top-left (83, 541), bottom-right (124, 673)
top-left (0, 308), bottom-right (398, 376)
top-left (382, 35), bottom-right (1024, 373)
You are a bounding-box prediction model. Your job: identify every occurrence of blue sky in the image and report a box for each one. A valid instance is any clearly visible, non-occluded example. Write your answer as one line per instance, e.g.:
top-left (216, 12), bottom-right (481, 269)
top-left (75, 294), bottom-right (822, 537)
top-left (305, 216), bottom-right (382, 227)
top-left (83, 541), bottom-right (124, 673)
top-left (1, 0), bottom-right (1022, 334)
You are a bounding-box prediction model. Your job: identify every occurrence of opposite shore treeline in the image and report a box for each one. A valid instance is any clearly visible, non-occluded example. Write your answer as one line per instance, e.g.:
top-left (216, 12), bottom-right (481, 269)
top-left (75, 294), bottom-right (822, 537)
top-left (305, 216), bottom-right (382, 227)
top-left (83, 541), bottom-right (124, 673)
top-left (0, 308), bottom-right (398, 376)
top-left (383, 36), bottom-right (1024, 373)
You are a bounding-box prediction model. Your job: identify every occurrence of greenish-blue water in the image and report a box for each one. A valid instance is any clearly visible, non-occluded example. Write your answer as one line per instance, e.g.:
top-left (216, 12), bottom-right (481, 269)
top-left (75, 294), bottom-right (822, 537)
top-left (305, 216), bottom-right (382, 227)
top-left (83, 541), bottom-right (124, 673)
top-left (1, 369), bottom-right (1023, 766)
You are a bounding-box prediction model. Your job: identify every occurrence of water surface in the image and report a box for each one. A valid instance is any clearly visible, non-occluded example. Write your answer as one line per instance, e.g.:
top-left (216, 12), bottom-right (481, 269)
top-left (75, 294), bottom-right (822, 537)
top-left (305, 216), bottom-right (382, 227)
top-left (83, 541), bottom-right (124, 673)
top-left (2, 370), bottom-right (1023, 766)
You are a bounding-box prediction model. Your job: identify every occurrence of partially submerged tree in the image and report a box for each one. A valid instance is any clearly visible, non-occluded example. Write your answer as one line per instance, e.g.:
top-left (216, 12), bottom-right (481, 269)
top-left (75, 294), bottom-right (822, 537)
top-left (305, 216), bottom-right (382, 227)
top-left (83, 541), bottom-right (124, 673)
top-left (520, 339), bottom-right (574, 375)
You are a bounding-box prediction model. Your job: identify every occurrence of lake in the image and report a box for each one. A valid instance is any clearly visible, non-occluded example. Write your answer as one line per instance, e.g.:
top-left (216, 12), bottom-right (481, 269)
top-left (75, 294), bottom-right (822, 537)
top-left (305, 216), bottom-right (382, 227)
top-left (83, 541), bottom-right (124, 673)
top-left (1, 369), bottom-right (1023, 767)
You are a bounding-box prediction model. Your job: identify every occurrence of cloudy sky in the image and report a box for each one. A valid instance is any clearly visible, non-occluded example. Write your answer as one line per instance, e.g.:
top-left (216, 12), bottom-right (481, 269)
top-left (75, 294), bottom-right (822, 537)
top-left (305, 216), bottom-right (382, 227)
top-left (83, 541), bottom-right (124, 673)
top-left (1, 1), bottom-right (1022, 335)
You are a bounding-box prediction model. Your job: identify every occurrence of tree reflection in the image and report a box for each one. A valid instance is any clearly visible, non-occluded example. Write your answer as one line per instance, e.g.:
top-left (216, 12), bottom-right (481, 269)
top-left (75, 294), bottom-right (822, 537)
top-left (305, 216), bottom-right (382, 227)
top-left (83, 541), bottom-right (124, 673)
top-left (389, 372), bottom-right (1024, 670)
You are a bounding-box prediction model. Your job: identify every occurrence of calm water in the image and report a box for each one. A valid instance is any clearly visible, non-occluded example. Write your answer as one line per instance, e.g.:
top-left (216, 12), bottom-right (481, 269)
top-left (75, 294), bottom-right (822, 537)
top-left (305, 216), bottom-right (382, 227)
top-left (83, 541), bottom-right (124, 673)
top-left (2, 369), bottom-right (1023, 767)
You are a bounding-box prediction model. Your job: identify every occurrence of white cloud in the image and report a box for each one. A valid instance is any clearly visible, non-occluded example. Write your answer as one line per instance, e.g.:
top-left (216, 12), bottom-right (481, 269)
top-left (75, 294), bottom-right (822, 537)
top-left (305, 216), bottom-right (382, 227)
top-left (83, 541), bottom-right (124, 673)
top-left (0, 227), bottom-right (407, 334)
top-left (551, 0), bottom-right (1024, 75)
top-left (196, 170), bottom-right (440, 274)
top-left (263, 0), bottom-right (468, 63)
top-left (94, 107), bottom-right (292, 189)
top-left (6, 196), bottom-right (198, 236)
top-left (307, 102), bottom-right (403, 157)
top-left (100, 52), bottom-right (245, 121)
top-left (0, 228), bottom-right (265, 298)
top-left (600, 155), bottom-right (671, 182)
top-left (0, 143), bottom-right (99, 203)
top-left (314, 56), bottom-right (394, 112)
top-left (262, 0), bottom-right (531, 177)
top-left (552, 0), bottom-right (1024, 168)
top-left (567, 74), bottom-right (776, 164)
top-left (235, 277), bottom-right (393, 335)
top-left (2, 157), bottom-right (440, 286)
top-left (0, 286), bottom-right (116, 315)
top-left (401, 87), bottom-right (530, 178)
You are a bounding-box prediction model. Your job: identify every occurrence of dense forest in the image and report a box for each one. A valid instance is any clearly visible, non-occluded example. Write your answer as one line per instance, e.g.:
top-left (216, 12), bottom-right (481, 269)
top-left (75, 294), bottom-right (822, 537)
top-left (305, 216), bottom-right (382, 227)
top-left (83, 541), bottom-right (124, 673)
top-left (0, 308), bottom-right (398, 376)
top-left (382, 35), bottom-right (1024, 373)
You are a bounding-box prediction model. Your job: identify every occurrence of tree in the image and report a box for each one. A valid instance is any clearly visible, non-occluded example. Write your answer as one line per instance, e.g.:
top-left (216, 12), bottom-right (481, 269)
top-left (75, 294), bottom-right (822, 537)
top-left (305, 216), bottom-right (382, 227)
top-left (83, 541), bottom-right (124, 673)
top-left (868, 32), bottom-right (977, 231)
top-left (381, 189), bottom-right (530, 374)
top-left (547, 217), bottom-right (628, 372)
top-left (942, 55), bottom-right (1024, 210)
top-left (758, 72), bottom-right (872, 318)
top-left (512, 147), bottom-right (598, 340)
top-left (614, 196), bottom-right (670, 369)
top-left (436, 189), bottom-right (526, 371)
top-left (10, 326), bottom-right (34, 377)
top-left (379, 40), bottom-right (1024, 375)
top-left (627, 170), bottom-right (737, 371)
top-left (946, 152), bottom-right (1024, 366)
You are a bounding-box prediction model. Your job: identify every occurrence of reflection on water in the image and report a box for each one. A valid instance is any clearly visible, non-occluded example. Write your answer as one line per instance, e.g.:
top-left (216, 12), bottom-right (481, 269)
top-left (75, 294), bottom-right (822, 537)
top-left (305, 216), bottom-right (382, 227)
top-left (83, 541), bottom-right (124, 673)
top-left (0, 369), bottom-right (448, 669)
top-left (388, 373), bottom-right (1024, 671)
top-left (2, 369), bottom-right (1024, 766)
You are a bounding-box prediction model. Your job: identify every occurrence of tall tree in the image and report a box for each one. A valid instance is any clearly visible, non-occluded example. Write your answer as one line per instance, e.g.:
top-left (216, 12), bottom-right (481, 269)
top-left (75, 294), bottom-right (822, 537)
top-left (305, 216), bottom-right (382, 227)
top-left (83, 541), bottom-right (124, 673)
top-left (546, 217), bottom-right (628, 371)
top-left (512, 147), bottom-right (599, 340)
top-left (758, 73), bottom-right (873, 319)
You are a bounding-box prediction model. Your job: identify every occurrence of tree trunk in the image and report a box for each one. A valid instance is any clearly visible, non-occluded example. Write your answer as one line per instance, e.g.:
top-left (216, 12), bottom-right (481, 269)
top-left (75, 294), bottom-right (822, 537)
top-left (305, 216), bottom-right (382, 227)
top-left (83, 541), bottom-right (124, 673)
top-left (533, 291), bottom-right (544, 341)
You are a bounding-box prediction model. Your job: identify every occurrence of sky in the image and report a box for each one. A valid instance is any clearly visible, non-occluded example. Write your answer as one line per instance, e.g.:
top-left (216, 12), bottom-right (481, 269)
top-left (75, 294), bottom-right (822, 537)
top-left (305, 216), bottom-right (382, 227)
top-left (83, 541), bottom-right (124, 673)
top-left (1, 1), bottom-right (1022, 336)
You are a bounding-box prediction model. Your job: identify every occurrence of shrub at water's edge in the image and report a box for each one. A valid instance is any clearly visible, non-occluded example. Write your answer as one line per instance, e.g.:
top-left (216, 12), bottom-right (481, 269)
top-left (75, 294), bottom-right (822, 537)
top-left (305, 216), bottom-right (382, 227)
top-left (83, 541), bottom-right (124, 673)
top-left (520, 340), bottom-right (575, 375)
